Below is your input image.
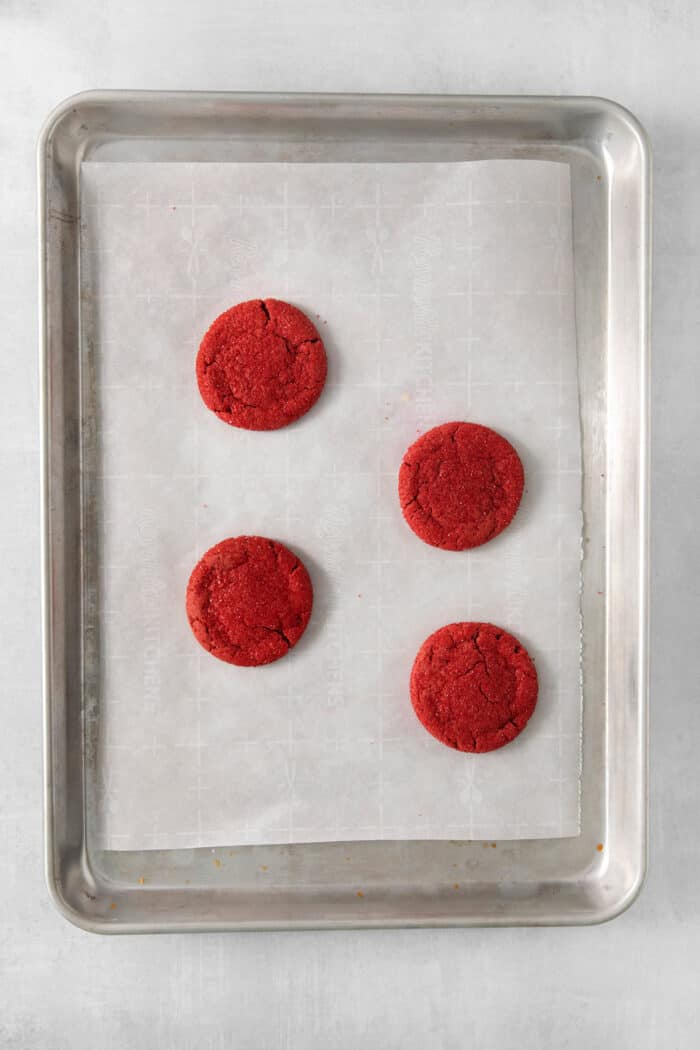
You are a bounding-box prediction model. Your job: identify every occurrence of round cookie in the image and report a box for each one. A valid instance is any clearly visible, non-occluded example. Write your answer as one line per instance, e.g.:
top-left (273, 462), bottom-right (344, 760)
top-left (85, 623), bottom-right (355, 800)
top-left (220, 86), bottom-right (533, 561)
top-left (196, 298), bottom-right (327, 431)
top-left (186, 536), bottom-right (313, 666)
top-left (398, 421), bottom-right (524, 550)
top-left (410, 622), bottom-right (538, 753)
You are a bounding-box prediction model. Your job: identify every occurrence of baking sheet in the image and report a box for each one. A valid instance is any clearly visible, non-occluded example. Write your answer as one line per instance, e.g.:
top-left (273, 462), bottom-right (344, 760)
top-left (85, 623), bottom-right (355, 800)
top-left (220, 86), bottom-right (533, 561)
top-left (81, 159), bottom-right (582, 849)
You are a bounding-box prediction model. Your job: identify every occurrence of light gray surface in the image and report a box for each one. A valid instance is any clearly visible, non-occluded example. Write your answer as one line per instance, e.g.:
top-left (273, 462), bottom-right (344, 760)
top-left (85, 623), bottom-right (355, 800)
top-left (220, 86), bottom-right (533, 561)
top-left (1, 0), bottom-right (696, 1044)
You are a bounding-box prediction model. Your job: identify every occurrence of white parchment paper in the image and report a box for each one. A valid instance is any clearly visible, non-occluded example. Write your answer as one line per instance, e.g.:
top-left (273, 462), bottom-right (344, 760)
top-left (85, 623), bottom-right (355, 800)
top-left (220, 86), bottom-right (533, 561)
top-left (81, 160), bottom-right (582, 849)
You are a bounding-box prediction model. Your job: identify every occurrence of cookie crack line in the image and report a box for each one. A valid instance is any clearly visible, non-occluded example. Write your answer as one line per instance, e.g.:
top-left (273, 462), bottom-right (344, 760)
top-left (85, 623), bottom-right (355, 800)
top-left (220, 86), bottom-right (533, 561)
top-left (268, 538), bottom-right (290, 571)
top-left (188, 615), bottom-right (241, 655)
top-left (277, 332), bottom-right (320, 356)
top-left (259, 624), bottom-right (292, 648)
top-left (201, 361), bottom-right (262, 410)
top-left (402, 485), bottom-right (448, 537)
top-left (258, 299), bottom-right (322, 353)
top-left (471, 628), bottom-right (487, 662)
top-left (472, 717), bottom-right (520, 749)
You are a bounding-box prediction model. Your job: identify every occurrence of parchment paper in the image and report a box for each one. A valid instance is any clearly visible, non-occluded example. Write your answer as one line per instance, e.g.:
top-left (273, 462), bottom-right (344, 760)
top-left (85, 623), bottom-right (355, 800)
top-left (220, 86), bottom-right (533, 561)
top-left (81, 160), bottom-right (582, 849)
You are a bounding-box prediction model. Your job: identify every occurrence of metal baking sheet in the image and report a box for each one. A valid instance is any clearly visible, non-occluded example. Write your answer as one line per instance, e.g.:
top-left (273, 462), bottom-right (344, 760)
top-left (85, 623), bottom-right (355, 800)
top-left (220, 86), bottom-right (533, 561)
top-left (40, 91), bottom-right (649, 931)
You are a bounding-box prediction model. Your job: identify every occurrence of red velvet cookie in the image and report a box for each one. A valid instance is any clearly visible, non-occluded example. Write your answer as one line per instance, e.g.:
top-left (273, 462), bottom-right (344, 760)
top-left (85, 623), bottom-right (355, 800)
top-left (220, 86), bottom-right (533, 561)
top-left (398, 422), bottom-right (524, 550)
top-left (196, 299), bottom-right (327, 431)
top-left (410, 622), bottom-right (538, 753)
top-left (186, 536), bottom-right (313, 666)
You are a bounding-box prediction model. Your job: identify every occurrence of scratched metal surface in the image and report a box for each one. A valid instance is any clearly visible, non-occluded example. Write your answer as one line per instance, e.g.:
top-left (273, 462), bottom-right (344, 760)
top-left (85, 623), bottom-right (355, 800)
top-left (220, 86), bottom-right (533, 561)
top-left (3, 0), bottom-right (698, 1044)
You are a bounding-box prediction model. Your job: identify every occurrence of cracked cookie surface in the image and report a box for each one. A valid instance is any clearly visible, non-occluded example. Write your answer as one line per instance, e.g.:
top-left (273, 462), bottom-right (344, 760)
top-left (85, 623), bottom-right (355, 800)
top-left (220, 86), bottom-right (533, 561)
top-left (196, 299), bottom-right (327, 430)
top-left (399, 421), bottom-right (524, 550)
top-left (186, 536), bottom-right (313, 666)
top-left (410, 622), bottom-right (538, 753)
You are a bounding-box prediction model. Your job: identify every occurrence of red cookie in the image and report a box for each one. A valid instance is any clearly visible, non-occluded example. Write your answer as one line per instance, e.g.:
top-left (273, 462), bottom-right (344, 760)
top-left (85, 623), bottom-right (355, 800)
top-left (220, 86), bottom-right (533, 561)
top-left (410, 622), bottom-right (538, 753)
top-left (186, 536), bottom-right (313, 667)
top-left (398, 422), bottom-right (524, 550)
top-left (196, 299), bottom-right (327, 431)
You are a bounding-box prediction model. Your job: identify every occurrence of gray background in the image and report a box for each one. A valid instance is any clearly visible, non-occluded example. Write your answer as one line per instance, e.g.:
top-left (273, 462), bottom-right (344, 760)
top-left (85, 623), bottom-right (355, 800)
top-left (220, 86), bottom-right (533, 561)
top-left (1, 1), bottom-right (695, 1046)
